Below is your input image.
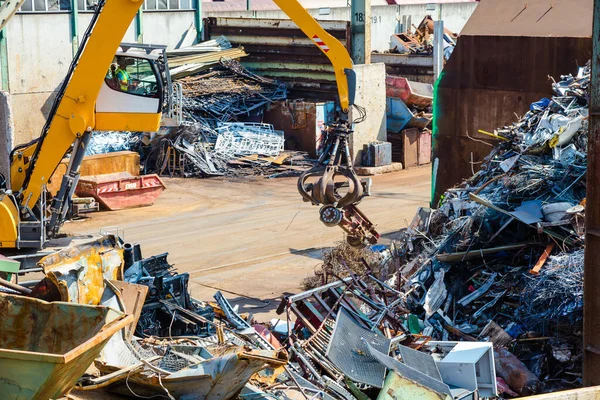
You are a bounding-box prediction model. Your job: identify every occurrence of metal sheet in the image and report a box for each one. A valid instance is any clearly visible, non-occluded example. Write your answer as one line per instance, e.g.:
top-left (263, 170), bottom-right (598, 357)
top-left (325, 308), bottom-right (390, 388)
top-left (365, 341), bottom-right (453, 399)
top-left (398, 344), bottom-right (443, 381)
top-left (460, 0), bottom-right (592, 38)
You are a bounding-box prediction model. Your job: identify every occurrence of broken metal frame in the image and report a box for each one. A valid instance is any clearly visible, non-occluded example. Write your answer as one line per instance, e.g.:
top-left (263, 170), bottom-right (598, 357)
top-left (281, 276), bottom-right (409, 338)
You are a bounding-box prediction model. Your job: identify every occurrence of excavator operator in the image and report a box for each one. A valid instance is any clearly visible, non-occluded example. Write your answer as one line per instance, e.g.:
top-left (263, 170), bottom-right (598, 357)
top-left (107, 56), bottom-right (134, 91)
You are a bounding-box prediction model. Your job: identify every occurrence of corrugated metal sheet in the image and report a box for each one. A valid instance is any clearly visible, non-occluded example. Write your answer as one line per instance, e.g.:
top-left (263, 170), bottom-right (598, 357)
top-left (460, 0), bottom-right (592, 38)
top-left (204, 17), bottom-right (350, 98)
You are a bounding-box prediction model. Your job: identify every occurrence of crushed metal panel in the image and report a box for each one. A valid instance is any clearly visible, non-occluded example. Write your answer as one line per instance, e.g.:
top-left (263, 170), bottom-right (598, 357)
top-left (39, 235), bottom-right (124, 305)
top-left (325, 308), bottom-right (390, 388)
top-left (107, 280), bottom-right (148, 341)
top-left (365, 342), bottom-right (453, 400)
top-left (377, 370), bottom-right (451, 400)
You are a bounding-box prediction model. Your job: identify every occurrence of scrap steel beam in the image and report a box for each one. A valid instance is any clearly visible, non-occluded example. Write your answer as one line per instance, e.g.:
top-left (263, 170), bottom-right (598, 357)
top-left (584, 0), bottom-right (600, 385)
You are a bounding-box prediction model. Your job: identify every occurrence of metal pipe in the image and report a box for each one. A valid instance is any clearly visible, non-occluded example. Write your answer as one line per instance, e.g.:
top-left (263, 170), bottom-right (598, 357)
top-left (0, 29), bottom-right (8, 91)
top-left (0, 276), bottom-right (32, 295)
top-left (194, 0), bottom-right (202, 43)
top-left (433, 20), bottom-right (444, 82)
top-left (585, 0), bottom-right (600, 385)
top-left (70, 0), bottom-right (79, 56)
top-left (135, 8), bottom-right (143, 44)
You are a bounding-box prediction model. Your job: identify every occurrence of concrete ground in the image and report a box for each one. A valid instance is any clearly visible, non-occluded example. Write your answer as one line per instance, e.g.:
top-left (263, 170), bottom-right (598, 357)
top-left (63, 166), bottom-right (431, 320)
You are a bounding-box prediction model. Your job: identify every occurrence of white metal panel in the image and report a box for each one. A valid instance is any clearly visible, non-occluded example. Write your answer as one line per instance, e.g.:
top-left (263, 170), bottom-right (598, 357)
top-left (96, 82), bottom-right (160, 113)
top-left (436, 342), bottom-right (497, 398)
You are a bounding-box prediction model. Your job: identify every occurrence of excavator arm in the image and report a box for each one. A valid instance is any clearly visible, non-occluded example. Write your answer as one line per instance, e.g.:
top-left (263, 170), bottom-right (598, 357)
top-left (272, 0), bottom-right (356, 114)
top-left (1, 0), bottom-right (166, 249)
top-left (273, 0), bottom-right (379, 247)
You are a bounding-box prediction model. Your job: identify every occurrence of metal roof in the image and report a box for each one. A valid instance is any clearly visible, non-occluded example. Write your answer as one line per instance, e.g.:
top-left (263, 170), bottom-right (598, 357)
top-left (460, 0), bottom-right (592, 38)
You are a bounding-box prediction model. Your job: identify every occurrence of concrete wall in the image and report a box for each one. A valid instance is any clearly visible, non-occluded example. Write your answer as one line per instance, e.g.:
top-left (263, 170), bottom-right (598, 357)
top-left (351, 63), bottom-right (386, 165)
top-left (143, 11), bottom-right (196, 49)
top-left (6, 14), bottom-right (73, 143)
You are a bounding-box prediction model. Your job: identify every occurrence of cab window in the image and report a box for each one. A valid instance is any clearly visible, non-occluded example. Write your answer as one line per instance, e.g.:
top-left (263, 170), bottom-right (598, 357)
top-left (105, 57), bottom-right (160, 98)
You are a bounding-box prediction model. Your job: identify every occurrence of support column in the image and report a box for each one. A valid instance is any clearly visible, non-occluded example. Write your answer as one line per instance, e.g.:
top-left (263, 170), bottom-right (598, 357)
top-left (350, 0), bottom-right (371, 64)
top-left (584, 0), bottom-right (600, 386)
top-left (135, 9), bottom-right (143, 43)
top-left (0, 91), bottom-right (14, 182)
top-left (70, 0), bottom-right (79, 56)
top-left (194, 0), bottom-right (202, 43)
top-left (433, 20), bottom-right (444, 82)
top-left (0, 30), bottom-right (8, 91)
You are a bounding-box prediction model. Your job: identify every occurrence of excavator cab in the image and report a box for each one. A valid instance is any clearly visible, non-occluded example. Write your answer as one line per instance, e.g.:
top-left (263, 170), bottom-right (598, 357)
top-left (96, 43), bottom-right (174, 132)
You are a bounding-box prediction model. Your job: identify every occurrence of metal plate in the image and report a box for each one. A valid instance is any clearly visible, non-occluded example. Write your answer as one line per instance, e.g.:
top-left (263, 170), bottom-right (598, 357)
top-left (325, 308), bottom-right (390, 388)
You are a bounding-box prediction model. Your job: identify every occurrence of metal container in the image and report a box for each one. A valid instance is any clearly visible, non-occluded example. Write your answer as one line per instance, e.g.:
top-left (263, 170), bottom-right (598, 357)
top-left (362, 142), bottom-right (392, 167)
top-left (386, 75), bottom-right (433, 109)
top-left (263, 100), bottom-right (335, 158)
top-left (0, 293), bottom-right (133, 400)
top-left (76, 172), bottom-right (166, 211)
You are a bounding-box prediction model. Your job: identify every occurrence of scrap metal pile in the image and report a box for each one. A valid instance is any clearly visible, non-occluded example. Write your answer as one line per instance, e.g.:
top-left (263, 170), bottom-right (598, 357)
top-left (386, 63), bottom-right (589, 395)
top-left (180, 58), bottom-right (287, 123)
top-left (271, 63), bottom-right (591, 399)
top-left (389, 15), bottom-right (456, 59)
top-left (85, 48), bottom-right (315, 179)
top-left (136, 59), bottom-right (316, 178)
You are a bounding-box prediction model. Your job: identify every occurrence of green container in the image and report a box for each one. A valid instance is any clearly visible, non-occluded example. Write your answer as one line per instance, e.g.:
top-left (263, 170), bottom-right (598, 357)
top-left (0, 293), bottom-right (133, 400)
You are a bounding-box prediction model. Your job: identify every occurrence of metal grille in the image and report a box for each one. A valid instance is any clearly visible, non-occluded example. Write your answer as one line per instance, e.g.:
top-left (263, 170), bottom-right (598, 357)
top-left (325, 308), bottom-right (391, 388)
top-left (214, 123), bottom-right (284, 157)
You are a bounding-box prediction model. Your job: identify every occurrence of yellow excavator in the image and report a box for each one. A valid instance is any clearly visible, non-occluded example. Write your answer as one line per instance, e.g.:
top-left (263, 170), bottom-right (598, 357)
top-left (0, 0), bottom-right (378, 249)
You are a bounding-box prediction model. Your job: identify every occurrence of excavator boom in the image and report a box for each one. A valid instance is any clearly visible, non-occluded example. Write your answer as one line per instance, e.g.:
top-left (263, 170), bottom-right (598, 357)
top-left (1, 0), bottom-right (165, 249)
top-left (18, 0), bottom-right (157, 211)
top-left (272, 0), bottom-right (356, 113)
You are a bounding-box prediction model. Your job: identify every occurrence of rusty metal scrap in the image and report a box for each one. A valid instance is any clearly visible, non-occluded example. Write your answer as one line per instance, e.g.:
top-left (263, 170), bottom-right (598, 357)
top-left (33, 235), bottom-right (124, 305)
top-left (180, 59), bottom-right (286, 123)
